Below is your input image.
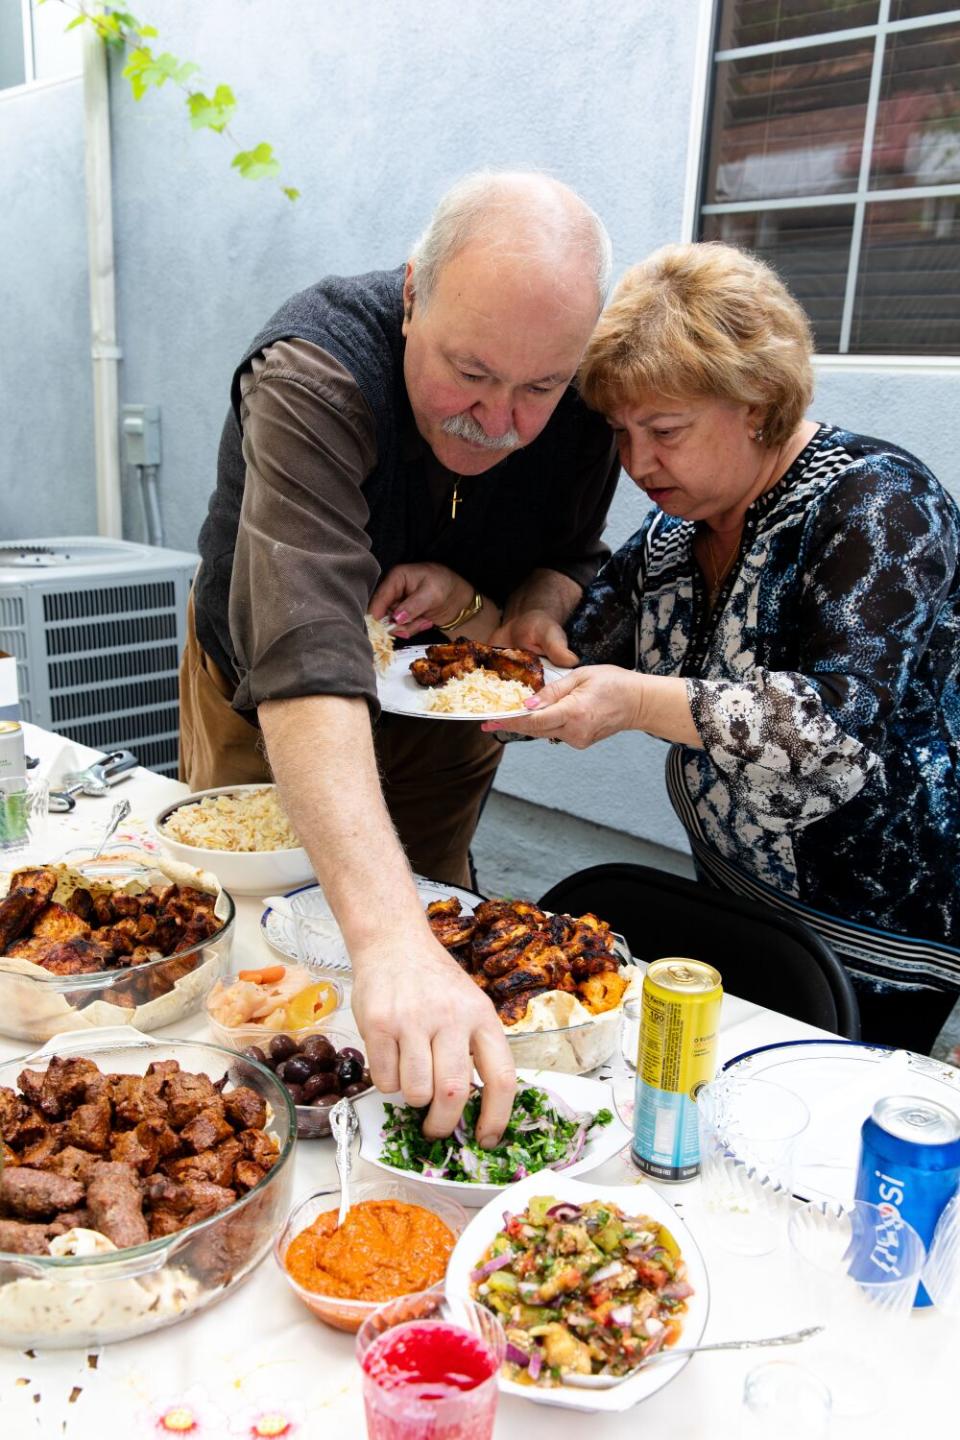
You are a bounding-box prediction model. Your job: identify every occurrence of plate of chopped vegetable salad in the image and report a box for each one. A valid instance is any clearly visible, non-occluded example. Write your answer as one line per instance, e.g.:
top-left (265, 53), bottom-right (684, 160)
top-left (445, 1172), bottom-right (709, 1413)
top-left (355, 1071), bottom-right (630, 1206)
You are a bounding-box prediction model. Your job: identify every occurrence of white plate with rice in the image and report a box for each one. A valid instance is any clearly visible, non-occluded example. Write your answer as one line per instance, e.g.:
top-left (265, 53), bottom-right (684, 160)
top-left (376, 644), bottom-right (566, 721)
top-left (261, 874), bottom-right (485, 969)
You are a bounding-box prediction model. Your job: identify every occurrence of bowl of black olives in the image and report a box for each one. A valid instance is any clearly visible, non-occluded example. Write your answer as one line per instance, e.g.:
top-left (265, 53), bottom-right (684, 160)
top-left (241, 1028), bottom-right (374, 1138)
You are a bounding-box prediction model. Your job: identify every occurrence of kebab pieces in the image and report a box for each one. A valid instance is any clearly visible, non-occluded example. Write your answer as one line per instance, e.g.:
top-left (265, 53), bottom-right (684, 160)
top-left (426, 895), bottom-right (628, 1025)
top-left (0, 864), bottom-right (222, 1006)
top-left (410, 640), bottom-right (545, 692)
top-left (0, 1053), bottom-right (277, 1263)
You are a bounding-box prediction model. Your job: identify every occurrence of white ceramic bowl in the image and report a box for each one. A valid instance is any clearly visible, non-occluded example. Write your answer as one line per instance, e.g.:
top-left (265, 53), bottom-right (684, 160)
top-left (154, 784), bottom-right (314, 895)
top-left (445, 1172), bottom-right (710, 1414)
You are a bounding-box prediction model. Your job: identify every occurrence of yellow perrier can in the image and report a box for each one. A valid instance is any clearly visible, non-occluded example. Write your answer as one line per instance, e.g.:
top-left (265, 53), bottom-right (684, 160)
top-left (631, 958), bottom-right (722, 1181)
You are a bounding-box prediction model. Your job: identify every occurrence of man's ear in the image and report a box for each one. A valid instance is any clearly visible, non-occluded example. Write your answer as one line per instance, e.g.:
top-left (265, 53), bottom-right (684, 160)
top-left (402, 261), bottom-right (416, 334)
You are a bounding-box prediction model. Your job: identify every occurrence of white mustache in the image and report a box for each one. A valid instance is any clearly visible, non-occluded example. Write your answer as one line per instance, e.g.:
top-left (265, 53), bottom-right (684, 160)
top-left (441, 411), bottom-right (521, 451)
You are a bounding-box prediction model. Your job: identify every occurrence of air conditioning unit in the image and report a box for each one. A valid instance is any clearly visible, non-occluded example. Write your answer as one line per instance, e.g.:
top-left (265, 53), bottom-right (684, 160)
top-left (0, 537), bottom-right (198, 777)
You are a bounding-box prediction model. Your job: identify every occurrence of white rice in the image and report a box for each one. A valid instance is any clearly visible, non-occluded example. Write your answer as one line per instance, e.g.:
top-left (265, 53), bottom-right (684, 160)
top-left (161, 787), bottom-right (300, 853)
top-left (365, 614), bottom-right (396, 676)
top-left (427, 671), bottom-right (533, 715)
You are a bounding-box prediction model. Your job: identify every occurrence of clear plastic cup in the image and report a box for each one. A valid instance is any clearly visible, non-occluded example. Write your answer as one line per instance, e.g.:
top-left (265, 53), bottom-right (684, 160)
top-left (697, 1076), bottom-right (810, 1255)
top-left (921, 1186), bottom-right (960, 1317)
top-left (619, 994), bottom-right (643, 1072)
top-left (290, 888), bottom-right (350, 971)
top-left (356, 1291), bottom-right (505, 1440)
top-left (787, 1198), bottom-right (926, 1417)
top-left (741, 1361), bottom-right (832, 1439)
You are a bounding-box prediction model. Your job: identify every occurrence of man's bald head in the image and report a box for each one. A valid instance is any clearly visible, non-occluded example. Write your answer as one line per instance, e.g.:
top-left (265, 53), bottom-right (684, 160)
top-left (409, 171), bottom-right (612, 317)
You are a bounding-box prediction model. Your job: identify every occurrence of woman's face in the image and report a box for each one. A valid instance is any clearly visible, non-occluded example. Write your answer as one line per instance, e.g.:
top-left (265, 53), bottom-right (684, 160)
top-left (607, 393), bottom-right (766, 524)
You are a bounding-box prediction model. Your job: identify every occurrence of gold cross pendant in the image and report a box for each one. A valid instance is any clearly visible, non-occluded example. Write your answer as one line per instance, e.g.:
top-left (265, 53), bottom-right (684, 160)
top-left (450, 479), bottom-right (461, 520)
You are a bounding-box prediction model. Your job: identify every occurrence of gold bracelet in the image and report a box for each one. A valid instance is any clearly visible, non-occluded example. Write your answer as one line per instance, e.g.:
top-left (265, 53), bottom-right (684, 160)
top-left (437, 592), bottom-right (484, 632)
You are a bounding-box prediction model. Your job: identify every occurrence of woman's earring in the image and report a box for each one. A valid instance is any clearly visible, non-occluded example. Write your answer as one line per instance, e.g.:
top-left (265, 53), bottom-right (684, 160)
top-left (753, 427), bottom-right (764, 442)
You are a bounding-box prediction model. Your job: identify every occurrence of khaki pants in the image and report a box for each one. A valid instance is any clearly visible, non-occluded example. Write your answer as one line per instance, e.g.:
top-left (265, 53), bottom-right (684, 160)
top-left (178, 596), bottom-right (503, 887)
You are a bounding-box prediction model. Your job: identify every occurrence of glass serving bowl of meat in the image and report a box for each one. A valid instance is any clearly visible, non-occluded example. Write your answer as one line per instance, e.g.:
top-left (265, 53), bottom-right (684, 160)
top-left (425, 894), bottom-right (638, 1075)
top-left (0, 1027), bottom-right (296, 1347)
top-left (0, 853), bottom-right (235, 1042)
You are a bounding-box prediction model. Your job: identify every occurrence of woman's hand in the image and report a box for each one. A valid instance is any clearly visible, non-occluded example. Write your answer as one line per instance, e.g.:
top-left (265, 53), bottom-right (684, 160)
top-left (482, 668), bottom-right (703, 749)
top-left (482, 665), bottom-right (645, 748)
top-left (370, 563), bottom-right (474, 638)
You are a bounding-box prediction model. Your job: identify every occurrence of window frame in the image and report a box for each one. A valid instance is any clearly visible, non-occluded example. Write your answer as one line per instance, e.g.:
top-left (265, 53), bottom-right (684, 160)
top-left (0, 0), bottom-right (82, 99)
top-left (691, 0), bottom-right (960, 365)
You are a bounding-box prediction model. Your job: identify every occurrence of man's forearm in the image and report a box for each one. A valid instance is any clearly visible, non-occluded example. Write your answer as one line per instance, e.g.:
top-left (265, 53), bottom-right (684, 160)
top-left (501, 567), bottom-right (582, 626)
top-left (258, 693), bottom-right (429, 958)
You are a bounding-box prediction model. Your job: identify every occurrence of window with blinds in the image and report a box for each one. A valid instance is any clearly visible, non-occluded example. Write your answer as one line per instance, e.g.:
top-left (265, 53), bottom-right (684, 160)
top-left (698, 2), bottom-right (960, 356)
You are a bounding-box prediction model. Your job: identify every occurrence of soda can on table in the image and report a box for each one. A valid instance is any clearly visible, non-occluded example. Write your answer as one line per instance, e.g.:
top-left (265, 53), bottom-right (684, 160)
top-left (631, 957), bottom-right (722, 1182)
top-left (855, 1093), bottom-right (960, 1307)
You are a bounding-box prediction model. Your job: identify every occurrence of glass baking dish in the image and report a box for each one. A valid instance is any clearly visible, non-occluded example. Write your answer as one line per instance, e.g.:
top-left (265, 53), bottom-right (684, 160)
top-left (0, 1028), bottom-right (296, 1347)
top-left (0, 853), bottom-right (236, 1042)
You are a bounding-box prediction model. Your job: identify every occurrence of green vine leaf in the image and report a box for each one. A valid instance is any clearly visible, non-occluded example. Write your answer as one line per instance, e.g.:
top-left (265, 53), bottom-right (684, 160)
top-left (58, 1), bottom-right (298, 199)
top-left (231, 142), bottom-right (281, 182)
top-left (123, 47), bottom-right (199, 99)
top-left (187, 84), bottom-right (236, 133)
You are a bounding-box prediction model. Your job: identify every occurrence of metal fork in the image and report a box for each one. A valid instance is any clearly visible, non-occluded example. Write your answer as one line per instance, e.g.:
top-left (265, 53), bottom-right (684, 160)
top-left (562, 1325), bottom-right (824, 1389)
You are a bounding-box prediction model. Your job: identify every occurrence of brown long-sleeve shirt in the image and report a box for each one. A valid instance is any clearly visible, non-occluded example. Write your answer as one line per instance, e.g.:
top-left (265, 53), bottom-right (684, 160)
top-left (225, 338), bottom-right (618, 714)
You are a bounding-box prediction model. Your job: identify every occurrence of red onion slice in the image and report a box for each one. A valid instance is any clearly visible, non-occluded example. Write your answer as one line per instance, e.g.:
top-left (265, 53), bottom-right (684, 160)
top-left (469, 1251), bottom-right (515, 1282)
top-left (588, 1260), bottom-right (624, 1285)
top-left (545, 1202), bottom-right (583, 1222)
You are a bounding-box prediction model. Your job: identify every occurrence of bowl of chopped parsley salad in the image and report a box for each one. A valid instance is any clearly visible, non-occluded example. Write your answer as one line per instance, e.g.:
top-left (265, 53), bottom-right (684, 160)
top-left (444, 1172), bottom-right (710, 1414)
top-left (355, 1071), bottom-right (630, 1205)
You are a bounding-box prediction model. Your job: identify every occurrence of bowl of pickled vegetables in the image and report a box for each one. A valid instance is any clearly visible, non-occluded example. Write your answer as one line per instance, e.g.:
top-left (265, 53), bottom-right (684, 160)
top-left (204, 962), bottom-right (343, 1051)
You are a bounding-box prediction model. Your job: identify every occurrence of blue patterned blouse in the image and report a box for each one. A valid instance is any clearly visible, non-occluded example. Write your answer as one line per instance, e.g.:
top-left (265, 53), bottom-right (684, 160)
top-left (569, 424), bottom-right (960, 992)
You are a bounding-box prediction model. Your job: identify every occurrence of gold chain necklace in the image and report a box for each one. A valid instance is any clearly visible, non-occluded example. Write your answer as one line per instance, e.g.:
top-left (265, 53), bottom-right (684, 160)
top-left (705, 529), bottom-right (740, 602)
top-left (702, 438), bottom-right (788, 603)
top-left (450, 476), bottom-right (464, 520)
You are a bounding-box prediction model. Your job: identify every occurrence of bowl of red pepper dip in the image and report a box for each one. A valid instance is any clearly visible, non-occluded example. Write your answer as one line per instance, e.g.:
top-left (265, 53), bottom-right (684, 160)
top-left (275, 1180), bottom-right (467, 1333)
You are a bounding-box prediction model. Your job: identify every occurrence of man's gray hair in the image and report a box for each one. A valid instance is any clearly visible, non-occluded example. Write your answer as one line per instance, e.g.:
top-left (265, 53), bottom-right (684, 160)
top-left (409, 171), bottom-right (613, 314)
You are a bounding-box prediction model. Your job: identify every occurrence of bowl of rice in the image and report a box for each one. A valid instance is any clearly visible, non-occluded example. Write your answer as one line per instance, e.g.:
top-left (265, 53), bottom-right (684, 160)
top-left (154, 784), bottom-right (314, 894)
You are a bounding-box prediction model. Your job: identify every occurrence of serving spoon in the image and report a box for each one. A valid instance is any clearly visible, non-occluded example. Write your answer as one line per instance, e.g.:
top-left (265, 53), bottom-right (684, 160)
top-left (90, 798), bottom-right (132, 859)
top-left (562, 1325), bottom-right (824, 1390)
top-left (330, 1096), bottom-right (359, 1227)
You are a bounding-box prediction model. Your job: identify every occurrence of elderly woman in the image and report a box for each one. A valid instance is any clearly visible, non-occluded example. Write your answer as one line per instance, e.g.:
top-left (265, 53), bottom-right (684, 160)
top-left (485, 242), bottom-right (960, 1053)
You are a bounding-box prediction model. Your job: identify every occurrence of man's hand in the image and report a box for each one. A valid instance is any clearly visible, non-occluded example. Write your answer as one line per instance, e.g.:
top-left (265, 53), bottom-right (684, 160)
top-left (489, 609), bottom-right (579, 668)
top-left (370, 563), bottom-right (474, 638)
top-left (492, 567), bottom-right (584, 666)
top-left (351, 933), bottom-right (517, 1146)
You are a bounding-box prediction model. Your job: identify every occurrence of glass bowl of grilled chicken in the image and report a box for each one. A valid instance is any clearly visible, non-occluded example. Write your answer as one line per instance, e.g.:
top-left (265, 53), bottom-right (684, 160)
top-left (0, 853), bottom-right (235, 1042)
top-left (425, 894), bottom-right (641, 1074)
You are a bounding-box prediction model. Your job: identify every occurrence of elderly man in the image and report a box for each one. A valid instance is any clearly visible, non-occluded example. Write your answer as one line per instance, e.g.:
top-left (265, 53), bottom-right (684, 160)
top-left (180, 171), bottom-right (619, 1143)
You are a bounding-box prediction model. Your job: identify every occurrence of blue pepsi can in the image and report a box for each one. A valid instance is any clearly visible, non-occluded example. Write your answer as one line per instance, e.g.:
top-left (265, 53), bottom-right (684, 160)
top-left (855, 1093), bottom-right (960, 1307)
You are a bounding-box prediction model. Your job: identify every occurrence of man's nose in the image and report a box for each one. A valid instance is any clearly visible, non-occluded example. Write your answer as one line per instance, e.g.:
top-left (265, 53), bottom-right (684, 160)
top-left (472, 392), bottom-right (515, 439)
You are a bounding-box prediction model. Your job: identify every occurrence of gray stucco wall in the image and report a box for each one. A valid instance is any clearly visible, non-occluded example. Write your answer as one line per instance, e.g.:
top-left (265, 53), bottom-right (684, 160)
top-left (2, 0), bottom-right (959, 858)
top-left (0, 78), bottom-right (95, 539)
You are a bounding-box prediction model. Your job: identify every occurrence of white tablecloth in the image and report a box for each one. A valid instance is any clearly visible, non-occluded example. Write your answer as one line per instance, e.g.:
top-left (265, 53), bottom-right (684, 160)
top-left (0, 725), bottom-right (949, 1438)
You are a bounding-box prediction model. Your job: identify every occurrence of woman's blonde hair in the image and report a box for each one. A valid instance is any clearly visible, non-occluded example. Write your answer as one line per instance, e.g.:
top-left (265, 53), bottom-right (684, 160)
top-left (578, 242), bottom-right (814, 449)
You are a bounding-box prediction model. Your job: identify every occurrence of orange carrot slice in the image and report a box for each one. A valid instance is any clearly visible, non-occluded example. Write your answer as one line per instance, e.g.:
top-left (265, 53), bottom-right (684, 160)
top-left (237, 965), bottom-right (287, 985)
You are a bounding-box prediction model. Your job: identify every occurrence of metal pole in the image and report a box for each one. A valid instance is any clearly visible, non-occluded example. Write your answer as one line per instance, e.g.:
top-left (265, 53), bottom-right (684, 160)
top-left (82, 25), bottom-right (123, 538)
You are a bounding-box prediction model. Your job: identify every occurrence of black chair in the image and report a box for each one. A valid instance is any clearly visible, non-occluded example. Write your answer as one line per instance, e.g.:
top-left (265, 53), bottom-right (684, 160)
top-left (538, 862), bottom-right (860, 1040)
